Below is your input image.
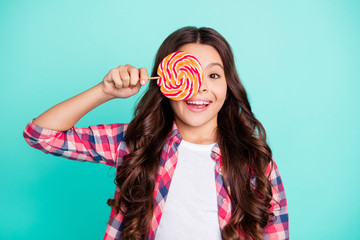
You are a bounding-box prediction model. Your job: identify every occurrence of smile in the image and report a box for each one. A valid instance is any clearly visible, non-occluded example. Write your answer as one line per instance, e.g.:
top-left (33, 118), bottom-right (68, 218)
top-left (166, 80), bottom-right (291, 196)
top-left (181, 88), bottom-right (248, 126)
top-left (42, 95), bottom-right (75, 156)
top-left (185, 100), bottom-right (212, 112)
top-left (186, 100), bottom-right (210, 105)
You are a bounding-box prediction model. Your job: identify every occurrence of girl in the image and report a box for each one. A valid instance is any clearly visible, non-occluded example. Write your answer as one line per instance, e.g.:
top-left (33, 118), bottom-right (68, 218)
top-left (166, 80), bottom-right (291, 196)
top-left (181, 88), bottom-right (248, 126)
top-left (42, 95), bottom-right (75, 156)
top-left (23, 26), bottom-right (289, 240)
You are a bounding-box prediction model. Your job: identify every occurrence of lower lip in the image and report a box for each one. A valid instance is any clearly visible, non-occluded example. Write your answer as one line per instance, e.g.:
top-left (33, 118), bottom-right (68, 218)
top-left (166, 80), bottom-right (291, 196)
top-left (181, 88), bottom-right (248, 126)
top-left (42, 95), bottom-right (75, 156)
top-left (185, 102), bottom-right (211, 112)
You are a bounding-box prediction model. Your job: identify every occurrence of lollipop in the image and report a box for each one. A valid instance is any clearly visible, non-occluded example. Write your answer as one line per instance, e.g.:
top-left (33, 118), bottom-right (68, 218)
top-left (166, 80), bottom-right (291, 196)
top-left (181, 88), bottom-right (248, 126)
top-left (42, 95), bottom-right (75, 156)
top-left (155, 51), bottom-right (203, 101)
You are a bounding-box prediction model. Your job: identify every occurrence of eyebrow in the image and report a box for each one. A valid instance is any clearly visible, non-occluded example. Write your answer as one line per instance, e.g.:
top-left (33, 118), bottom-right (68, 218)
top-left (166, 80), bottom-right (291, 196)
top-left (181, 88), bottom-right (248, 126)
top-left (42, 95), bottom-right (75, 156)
top-left (205, 62), bottom-right (224, 70)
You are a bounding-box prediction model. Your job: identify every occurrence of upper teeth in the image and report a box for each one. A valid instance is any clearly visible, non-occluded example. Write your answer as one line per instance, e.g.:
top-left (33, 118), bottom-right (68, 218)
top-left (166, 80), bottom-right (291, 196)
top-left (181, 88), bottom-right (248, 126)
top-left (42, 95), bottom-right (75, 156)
top-left (187, 100), bottom-right (210, 105)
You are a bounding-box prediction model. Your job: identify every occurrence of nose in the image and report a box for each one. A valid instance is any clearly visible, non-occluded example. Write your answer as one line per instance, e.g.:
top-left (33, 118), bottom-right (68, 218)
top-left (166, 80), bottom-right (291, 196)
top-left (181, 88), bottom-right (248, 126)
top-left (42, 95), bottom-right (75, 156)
top-left (199, 77), bottom-right (208, 93)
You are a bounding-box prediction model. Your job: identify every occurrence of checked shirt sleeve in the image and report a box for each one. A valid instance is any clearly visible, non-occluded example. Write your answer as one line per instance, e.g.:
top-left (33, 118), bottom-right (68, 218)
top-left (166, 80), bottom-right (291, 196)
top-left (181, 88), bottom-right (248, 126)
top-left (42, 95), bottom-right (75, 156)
top-left (23, 118), bottom-right (127, 167)
top-left (262, 159), bottom-right (289, 240)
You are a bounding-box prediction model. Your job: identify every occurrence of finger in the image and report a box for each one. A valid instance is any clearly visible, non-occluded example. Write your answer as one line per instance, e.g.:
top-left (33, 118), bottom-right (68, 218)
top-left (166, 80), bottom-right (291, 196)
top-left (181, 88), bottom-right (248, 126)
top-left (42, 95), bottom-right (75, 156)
top-left (103, 73), bottom-right (110, 82)
top-left (109, 68), bottom-right (122, 88)
top-left (139, 67), bottom-right (149, 86)
top-left (119, 65), bottom-right (130, 88)
top-left (129, 66), bottom-right (140, 86)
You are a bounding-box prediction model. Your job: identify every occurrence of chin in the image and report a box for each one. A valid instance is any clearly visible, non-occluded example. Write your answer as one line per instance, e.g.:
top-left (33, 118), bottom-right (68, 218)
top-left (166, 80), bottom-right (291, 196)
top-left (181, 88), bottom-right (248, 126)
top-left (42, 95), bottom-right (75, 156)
top-left (179, 116), bottom-right (215, 128)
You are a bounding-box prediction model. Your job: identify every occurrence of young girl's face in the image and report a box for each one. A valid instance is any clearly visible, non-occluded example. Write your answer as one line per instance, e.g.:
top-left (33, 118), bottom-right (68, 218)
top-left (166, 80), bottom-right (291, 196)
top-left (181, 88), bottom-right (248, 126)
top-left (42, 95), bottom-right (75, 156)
top-left (169, 43), bottom-right (227, 136)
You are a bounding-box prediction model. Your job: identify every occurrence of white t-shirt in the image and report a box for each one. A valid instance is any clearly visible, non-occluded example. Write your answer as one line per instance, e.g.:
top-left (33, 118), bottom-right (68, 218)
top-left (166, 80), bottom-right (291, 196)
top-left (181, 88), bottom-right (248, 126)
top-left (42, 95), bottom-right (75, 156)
top-left (155, 140), bottom-right (222, 240)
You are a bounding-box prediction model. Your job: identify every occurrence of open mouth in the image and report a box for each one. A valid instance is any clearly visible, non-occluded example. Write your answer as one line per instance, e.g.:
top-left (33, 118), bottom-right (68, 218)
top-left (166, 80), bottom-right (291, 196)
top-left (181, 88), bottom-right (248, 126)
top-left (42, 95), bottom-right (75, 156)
top-left (185, 100), bottom-right (212, 111)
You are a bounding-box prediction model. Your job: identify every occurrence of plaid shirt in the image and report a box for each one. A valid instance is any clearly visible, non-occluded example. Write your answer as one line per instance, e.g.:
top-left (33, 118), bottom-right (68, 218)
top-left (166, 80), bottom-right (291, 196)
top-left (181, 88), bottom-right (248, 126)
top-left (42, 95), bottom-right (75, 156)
top-left (23, 119), bottom-right (289, 239)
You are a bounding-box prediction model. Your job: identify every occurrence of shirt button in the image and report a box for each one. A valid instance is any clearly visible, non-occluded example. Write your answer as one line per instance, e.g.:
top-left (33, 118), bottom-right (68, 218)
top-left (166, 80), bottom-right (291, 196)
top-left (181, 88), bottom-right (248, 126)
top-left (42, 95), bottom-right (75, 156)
top-left (222, 198), bottom-right (227, 204)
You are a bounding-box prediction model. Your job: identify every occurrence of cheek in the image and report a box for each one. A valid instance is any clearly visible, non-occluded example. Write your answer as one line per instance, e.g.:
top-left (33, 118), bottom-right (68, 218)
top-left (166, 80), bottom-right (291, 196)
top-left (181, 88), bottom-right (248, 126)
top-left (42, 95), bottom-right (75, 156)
top-left (169, 100), bottom-right (182, 114)
top-left (214, 81), bottom-right (228, 103)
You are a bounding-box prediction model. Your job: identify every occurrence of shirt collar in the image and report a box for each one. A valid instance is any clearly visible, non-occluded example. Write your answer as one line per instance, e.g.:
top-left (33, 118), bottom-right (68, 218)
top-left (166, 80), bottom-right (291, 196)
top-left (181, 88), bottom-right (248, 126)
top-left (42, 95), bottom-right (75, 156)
top-left (169, 120), bottom-right (222, 157)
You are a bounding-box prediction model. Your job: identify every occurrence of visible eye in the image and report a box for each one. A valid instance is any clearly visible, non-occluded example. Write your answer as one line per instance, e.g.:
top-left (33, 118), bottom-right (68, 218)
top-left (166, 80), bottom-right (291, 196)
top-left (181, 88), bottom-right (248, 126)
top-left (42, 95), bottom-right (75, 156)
top-left (209, 73), bottom-right (220, 79)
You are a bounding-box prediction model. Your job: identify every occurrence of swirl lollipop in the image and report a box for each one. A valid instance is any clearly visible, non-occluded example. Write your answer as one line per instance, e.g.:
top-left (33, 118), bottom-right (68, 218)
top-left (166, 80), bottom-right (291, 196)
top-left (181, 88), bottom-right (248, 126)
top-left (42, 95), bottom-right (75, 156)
top-left (155, 51), bottom-right (203, 101)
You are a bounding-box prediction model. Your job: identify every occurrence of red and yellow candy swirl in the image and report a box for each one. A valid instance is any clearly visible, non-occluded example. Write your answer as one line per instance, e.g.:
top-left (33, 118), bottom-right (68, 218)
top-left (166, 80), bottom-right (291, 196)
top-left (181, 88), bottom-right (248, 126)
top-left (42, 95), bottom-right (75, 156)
top-left (157, 51), bottom-right (203, 101)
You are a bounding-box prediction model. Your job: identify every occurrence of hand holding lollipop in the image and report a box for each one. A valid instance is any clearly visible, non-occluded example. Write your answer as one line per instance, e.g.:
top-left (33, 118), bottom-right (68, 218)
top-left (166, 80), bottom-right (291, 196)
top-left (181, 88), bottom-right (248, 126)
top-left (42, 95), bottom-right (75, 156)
top-left (102, 51), bottom-right (203, 100)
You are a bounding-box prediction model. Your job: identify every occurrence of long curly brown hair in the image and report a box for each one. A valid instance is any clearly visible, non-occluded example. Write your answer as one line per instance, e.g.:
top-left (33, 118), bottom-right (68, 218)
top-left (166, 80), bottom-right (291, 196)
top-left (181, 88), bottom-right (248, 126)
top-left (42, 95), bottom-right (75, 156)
top-left (107, 26), bottom-right (275, 240)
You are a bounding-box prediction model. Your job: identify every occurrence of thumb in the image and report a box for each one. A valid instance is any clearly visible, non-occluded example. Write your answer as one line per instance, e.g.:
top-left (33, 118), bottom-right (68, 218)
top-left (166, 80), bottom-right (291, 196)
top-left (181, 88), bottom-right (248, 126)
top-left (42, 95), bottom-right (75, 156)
top-left (129, 82), bottom-right (142, 95)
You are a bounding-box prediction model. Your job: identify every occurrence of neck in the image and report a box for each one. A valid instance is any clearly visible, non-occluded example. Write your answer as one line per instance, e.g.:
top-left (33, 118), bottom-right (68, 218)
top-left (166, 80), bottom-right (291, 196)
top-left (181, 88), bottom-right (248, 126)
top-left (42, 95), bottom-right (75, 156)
top-left (174, 118), bottom-right (218, 145)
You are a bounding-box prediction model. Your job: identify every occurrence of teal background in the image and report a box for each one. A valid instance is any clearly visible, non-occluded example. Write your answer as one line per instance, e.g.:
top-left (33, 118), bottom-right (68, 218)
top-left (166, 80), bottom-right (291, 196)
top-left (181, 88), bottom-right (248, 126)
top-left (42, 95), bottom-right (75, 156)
top-left (1, 0), bottom-right (359, 239)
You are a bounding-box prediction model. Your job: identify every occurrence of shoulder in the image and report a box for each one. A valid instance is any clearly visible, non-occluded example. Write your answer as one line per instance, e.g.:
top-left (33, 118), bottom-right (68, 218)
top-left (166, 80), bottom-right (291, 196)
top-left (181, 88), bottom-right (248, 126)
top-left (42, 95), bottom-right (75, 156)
top-left (264, 158), bottom-right (283, 185)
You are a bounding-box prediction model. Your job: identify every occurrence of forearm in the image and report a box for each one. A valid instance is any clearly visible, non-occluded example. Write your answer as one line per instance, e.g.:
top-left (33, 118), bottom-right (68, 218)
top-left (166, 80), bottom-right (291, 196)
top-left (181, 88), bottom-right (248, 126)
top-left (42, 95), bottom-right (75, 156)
top-left (32, 82), bottom-right (114, 131)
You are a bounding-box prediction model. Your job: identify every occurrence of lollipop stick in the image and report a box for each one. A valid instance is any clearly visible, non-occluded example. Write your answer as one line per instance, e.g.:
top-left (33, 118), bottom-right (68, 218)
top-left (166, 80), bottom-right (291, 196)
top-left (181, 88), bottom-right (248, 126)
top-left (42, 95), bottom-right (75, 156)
top-left (147, 76), bottom-right (160, 80)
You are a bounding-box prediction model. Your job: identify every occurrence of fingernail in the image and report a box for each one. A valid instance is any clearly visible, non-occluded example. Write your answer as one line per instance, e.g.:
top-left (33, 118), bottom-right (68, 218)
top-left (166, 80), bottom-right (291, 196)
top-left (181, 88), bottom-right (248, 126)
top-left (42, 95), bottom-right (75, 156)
top-left (141, 80), bottom-right (145, 85)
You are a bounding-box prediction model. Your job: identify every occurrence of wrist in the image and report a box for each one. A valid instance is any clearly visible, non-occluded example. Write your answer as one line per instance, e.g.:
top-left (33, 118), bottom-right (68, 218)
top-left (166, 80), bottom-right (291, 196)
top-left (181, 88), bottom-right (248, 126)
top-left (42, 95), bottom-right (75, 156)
top-left (95, 82), bottom-right (115, 102)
